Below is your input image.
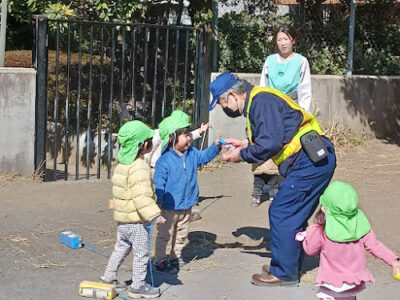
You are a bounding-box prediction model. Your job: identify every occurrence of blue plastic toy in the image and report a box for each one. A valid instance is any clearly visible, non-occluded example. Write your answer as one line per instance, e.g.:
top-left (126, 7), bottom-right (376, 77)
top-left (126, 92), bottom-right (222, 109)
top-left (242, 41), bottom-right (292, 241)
top-left (60, 231), bottom-right (82, 249)
top-left (218, 138), bottom-right (234, 147)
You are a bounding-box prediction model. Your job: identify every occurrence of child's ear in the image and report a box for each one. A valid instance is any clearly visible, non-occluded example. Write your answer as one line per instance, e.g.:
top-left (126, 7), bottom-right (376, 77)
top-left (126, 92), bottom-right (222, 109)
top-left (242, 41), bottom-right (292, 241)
top-left (146, 140), bottom-right (153, 150)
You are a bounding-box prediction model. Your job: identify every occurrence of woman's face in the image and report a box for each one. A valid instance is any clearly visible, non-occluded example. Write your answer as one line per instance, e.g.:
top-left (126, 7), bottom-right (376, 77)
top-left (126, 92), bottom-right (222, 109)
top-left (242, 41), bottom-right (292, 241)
top-left (276, 32), bottom-right (295, 56)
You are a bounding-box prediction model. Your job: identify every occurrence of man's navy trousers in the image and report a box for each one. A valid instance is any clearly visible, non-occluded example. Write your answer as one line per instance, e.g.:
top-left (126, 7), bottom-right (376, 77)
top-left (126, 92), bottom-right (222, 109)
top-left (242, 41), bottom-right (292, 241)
top-left (268, 137), bottom-right (336, 281)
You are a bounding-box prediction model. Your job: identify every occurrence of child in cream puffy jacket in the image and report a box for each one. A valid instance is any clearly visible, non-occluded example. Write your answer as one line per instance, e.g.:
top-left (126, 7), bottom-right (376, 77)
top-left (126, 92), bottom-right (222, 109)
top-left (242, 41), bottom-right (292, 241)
top-left (101, 120), bottom-right (165, 299)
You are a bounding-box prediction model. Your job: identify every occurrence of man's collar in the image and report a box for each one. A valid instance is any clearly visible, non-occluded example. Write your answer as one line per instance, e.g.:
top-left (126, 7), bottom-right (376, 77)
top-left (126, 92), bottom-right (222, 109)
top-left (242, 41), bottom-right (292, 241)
top-left (243, 83), bottom-right (254, 117)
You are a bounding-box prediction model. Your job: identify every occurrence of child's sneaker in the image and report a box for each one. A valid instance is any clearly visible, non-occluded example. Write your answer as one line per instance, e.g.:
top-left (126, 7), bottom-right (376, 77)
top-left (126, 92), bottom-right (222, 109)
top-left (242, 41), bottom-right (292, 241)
top-left (269, 188), bottom-right (278, 201)
top-left (169, 257), bottom-right (190, 271)
top-left (251, 197), bottom-right (261, 207)
top-left (100, 276), bottom-right (127, 291)
top-left (153, 258), bottom-right (178, 274)
top-left (128, 283), bottom-right (160, 299)
top-left (190, 211), bottom-right (202, 222)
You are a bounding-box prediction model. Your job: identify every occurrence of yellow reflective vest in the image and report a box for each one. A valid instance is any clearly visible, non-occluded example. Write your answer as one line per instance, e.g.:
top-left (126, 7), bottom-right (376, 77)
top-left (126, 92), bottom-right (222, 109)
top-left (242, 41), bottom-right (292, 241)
top-left (246, 86), bottom-right (322, 166)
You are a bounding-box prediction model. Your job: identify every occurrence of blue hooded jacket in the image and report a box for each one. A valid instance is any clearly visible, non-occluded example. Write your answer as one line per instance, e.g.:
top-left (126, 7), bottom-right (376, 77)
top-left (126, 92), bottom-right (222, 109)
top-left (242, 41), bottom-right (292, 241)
top-left (154, 143), bottom-right (221, 210)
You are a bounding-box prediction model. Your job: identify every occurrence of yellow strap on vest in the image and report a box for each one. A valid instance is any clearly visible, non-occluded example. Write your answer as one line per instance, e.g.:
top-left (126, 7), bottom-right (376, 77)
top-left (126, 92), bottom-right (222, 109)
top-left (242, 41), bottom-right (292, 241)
top-left (246, 86), bottom-right (322, 165)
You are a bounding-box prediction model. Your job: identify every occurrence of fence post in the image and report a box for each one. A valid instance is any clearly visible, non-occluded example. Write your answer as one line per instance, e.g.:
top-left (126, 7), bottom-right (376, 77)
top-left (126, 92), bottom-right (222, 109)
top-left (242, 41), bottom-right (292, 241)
top-left (32, 15), bottom-right (48, 178)
top-left (0, 0), bottom-right (8, 67)
top-left (211, 0), bottom-right (218, 72)
top-left (347, 0), bottom-right (356, 75)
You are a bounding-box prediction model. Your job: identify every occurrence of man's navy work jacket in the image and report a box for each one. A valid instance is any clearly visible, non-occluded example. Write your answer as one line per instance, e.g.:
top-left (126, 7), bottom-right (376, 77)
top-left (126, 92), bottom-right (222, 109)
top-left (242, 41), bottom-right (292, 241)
top-left (239, 84), bottom-right (304, 176)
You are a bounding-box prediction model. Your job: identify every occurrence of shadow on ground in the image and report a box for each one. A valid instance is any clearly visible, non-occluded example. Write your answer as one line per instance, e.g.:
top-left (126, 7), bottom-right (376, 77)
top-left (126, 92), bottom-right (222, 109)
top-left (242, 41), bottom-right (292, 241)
top-left (183, 227), bottom-right (270, 261)
top-left (183, 227), bottom-right (319, 279)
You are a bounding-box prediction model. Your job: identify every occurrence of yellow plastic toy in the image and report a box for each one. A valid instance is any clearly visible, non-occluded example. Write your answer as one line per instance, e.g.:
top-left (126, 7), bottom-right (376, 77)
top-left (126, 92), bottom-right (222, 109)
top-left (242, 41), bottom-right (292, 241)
top-left (394, 270), bottom-right (400, 281)
top-left (79, 281), bottom-right (117, 299)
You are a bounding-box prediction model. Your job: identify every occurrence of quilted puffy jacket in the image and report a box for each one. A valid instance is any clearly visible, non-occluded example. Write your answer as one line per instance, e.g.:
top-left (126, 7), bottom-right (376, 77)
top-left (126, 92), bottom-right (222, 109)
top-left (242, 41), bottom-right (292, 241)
top-left (111, 157), bottom-right (161, 223)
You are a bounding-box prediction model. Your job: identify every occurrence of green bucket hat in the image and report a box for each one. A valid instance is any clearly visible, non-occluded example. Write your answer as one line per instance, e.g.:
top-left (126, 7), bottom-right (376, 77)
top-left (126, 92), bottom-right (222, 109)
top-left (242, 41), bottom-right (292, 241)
top-left (320, 181), bottom-right (371, 243)
top-left (117, 120), bottom-right (154, 165)
top-left (158, 110), bottom-right (192, 151)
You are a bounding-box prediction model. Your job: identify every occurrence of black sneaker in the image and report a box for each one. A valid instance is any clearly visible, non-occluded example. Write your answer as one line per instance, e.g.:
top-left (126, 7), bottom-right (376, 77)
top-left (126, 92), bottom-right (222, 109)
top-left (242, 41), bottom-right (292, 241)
top-left (128, 283), bottom-right (160, 299)
top-left (153, 258), bottom-right (178, 274)
top-left (169, 257), bottom-right (190, 271)
top-left (100, 276), bottom-right (127, 291)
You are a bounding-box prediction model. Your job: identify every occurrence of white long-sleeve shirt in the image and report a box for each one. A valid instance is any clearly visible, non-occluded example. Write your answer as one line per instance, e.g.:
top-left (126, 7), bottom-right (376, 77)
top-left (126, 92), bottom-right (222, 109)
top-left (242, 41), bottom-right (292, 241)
top-left (260, 53), bottom-right (312, 112)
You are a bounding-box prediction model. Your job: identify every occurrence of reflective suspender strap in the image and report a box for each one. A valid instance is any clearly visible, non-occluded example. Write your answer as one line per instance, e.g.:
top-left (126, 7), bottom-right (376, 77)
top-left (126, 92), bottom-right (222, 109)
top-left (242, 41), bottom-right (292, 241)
top-left (246, 86), bottom-right (322, 166)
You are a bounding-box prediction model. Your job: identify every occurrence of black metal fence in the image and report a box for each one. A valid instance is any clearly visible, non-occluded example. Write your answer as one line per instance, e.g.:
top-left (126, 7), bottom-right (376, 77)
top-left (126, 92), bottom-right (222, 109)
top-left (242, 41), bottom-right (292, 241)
top-left (32, 16), bottom-right (208, 181)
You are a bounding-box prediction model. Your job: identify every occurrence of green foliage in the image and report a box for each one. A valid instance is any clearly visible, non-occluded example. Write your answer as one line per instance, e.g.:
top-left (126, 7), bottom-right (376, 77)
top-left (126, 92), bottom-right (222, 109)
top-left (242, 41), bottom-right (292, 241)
top-left (191, 9), bottom-right (213, 29)
top-left (293, 18), bottom-right (349, 75)
top-left (354, 45), bottom-right (400, 75)
top-left (355, 14), bottom-right (400, 74)
top-left (6, 0), bottom-right (400, 75)
top-left (217, 11), bottom-right (290, 73)
top-left (176, 99), bottom-right (195, 122)
top-left (44, 3), bottom-right (75, 19)
top-left (217, 1), bottom-right (400, 75)
top-left (307, 48), bottom-right (347, 75)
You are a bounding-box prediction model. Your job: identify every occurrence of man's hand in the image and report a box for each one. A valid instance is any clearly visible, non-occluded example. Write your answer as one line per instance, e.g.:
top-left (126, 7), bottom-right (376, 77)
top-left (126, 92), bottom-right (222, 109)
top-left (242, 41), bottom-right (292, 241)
top-left (223, 138), bottom-right (248, 150)
top-left (221, 146), bottom-right (241, 163)
top-left (220, 138), bottom-right (248, 163)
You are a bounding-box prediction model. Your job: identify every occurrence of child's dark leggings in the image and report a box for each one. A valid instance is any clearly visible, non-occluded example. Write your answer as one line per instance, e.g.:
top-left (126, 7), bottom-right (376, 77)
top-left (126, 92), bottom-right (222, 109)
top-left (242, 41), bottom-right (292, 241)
top-left (252, 174), bottom-right (283, 200)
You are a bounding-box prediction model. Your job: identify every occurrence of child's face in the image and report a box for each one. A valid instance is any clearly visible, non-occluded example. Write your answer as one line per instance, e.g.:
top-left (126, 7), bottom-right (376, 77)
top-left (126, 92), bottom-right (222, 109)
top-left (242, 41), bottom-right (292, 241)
top-left (174, 132), bottom-right (191, 153)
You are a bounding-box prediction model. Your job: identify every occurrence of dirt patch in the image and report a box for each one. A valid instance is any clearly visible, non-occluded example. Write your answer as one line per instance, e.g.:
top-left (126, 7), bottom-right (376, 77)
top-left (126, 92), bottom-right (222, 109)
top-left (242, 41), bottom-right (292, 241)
top-left (0, 138), bottom-right (399, 299)
top-left (5, 50), bottom-right (32, 68)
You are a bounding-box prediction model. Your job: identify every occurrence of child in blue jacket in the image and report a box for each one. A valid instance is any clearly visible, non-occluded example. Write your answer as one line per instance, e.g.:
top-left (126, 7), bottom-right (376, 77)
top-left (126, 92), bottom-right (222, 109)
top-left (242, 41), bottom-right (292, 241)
top-left (153, 110), bottom-right (221, 272)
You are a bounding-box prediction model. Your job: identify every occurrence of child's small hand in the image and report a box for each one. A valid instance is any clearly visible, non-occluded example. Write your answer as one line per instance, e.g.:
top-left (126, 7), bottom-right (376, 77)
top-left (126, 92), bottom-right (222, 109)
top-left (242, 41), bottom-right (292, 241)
top-left (199, 122), bottom-right (210, 135)
top-left (295, 231), bottom-right (307, 242)
top-left (392, 258), bottom-right (400, 276)
top-left (215, 137), bottom-right (222, 147)
top-left (154, 216), bottom-right (166, 225)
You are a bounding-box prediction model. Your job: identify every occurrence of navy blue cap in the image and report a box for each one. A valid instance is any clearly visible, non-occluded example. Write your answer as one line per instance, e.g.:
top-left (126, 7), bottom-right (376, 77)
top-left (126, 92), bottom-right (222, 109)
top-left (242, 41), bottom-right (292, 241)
top-left (208, 72), bottom-right (238, 111)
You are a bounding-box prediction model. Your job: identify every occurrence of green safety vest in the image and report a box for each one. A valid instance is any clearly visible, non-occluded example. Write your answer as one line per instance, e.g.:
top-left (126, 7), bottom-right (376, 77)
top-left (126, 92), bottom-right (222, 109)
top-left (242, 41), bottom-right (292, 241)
top-left (246, 86), bottom-right (322, 165)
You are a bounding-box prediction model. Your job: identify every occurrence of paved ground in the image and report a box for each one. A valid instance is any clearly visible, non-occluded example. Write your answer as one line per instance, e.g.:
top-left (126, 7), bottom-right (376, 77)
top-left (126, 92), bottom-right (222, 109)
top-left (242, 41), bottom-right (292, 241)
top-left (0, 139), bottom-right (400, 299)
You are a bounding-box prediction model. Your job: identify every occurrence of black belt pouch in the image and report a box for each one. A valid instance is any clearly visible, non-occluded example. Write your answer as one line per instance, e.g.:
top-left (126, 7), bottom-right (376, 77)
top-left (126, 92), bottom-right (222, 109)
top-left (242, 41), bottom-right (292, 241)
top-left (300, 130), bottom-right (328, 164)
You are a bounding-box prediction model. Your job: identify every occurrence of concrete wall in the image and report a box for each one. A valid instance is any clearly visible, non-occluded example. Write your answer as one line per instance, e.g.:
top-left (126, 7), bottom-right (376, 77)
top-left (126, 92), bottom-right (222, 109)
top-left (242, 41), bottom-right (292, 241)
top-left (312, 75), bottom-right (400, 141)
top-left (208, 73), bottom-right (400, 145)
top-left (0, 68), bottom-right (36, 175)
top-left (1, 69), bottom-right (399, 175)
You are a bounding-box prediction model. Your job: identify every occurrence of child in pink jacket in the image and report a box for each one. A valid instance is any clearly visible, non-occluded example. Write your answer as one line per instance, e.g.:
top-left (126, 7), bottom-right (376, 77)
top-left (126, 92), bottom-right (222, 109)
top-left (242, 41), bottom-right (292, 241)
top-left (296, 181), bottom-right (400, 300)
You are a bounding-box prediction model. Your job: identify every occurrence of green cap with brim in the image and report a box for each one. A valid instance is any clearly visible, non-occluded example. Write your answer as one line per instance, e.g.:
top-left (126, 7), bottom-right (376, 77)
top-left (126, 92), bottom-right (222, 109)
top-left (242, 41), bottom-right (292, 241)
top-left (320, 181), bottom-right (371, 243)
top-left (158, 110), bottom-right (192, 152)
top-left (117, 120), bottom-right (155, 165)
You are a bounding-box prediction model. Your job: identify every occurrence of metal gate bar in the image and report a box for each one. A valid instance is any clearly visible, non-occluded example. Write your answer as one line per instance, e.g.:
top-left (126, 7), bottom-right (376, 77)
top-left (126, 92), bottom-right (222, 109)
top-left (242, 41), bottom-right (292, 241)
top-left (33, 16), bottom-right (207, 181)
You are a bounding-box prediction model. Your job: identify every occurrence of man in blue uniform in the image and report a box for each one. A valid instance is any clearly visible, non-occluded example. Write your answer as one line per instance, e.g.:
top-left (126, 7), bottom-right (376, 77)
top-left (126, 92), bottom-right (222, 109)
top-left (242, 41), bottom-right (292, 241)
top-left (208, 73), bottom-right (336, 286)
